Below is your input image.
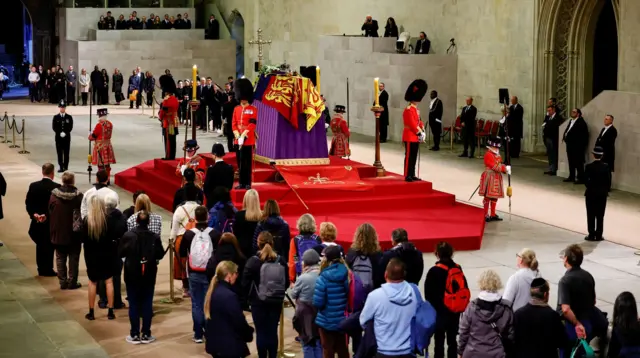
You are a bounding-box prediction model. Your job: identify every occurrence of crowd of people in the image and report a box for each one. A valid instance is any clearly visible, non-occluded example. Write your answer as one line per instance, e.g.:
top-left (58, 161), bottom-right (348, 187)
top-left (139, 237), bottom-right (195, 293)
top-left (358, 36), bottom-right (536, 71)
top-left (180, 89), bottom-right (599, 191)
top-left (95, 10), bottom-right (220, 39)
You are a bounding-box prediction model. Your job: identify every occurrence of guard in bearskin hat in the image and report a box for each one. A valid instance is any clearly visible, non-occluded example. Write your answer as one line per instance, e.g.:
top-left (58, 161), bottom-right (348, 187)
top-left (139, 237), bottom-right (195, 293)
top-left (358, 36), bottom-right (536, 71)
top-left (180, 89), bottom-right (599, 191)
top-left (329, 105), bottom-right (351, 157)
top-left (479, 136), bottom-right (511, 222)
top-left (402, 79), bottom-right (428, 182)
top-left (159, 77), bottom-right (180, 160)
top-left (175, 139), bottom-right (207, 187)
top-left (232, 78), bottom-right (258, 189)
top-left (53, 99), bottom-right (73, 172)
top-left (88, 108), bottom-right (116, 182)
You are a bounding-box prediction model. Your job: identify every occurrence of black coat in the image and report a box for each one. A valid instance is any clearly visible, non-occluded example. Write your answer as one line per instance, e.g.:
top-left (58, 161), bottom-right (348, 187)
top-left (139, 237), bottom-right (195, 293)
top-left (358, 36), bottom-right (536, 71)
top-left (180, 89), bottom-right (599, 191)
top-left (25, 178), bottom-right (61, 241)
top-left (563, 117), bottom-right (589, 154)
top-left (595, 125), bottom-right (617, 171)
top-left (361, 20), bottom-right (379, 37)
top-left (207, 19), bottom-right (220, 39)
top-left (460, 105), bottom-right (477, 132)
top-left (424, 259), bottom-right (467, 314)
top-left (584, 160), bottom-right (611, 197)
top-left (378, 90), bottom-right (389, 126)
top-left (380, 242), bottom-right (424, 285)
top-left (205, 280), bottom-right (254, 357)
top-left (204, 161), bottom-right (235, 208)
top-left (513, 303), bottom-right (568, 358)
top-left (429, 98), bottom-right (443, 128)
top-left (112, 73), bottom-right (123, 93)
top-left (507, 103), bottom-right (524, 139)
top-left (0, 172), bottom-right (5, 220)
top-left (543, 113), bottom-right (562, 143)
top-left (415, 39), bottom-right (431, 54)
top-left (90, 70), bottom-right (103, 89)
top-left (233, 211), bottom-right (260, 259)
top-left (172, 182), bottom-right (204, 213)
top-left (384, 24), bottom-right (398, 38)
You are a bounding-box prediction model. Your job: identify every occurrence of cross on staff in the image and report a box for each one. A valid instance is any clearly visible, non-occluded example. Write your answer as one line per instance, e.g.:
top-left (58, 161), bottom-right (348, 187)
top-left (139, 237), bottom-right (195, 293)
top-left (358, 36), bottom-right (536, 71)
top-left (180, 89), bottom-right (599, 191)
top-left (248, 28), bottom-right (272, 70)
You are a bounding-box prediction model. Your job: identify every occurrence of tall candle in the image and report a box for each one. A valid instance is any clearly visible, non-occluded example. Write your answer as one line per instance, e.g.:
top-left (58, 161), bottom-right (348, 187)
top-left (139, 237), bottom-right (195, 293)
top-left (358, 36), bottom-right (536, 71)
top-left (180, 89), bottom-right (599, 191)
top-left (316, 66), bottom-right (321, 94)
top-left (374, 77), bottom-right (380, 107)
top-left (192, 65), bottom-right (197, 99)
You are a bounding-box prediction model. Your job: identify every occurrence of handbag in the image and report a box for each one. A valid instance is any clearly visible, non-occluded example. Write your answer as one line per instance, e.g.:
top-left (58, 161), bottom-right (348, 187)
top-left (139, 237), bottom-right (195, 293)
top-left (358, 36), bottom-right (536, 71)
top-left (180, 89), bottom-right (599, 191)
top-left (72, 209), bottom-right (82, 233)
top-left (129, 89), bottom-right (138, 101)
top-left (570, 339), bottom-right (595, 358)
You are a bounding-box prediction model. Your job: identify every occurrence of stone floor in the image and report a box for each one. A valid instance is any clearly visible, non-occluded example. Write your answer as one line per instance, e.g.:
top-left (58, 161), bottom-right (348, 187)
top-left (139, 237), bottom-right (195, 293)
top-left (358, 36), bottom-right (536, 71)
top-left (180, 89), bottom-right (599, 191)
top-left (1, 99), bottom-right (639, 357)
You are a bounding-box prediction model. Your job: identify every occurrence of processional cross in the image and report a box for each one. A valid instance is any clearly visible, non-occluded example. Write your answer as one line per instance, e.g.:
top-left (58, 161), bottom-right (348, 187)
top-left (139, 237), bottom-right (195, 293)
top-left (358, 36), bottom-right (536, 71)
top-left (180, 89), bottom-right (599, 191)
top-left (248, 28), bottom-right (272, 70)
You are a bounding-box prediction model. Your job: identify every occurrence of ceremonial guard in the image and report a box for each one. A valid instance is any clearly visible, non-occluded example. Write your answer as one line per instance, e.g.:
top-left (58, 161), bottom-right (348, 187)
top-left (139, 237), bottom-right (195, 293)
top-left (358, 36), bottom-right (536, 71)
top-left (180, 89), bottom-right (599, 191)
top-left (158, 78), bottom-right (179, 160)
top-left (88, 108), bottom-right (116, 182)
top-left (584, 146), bottom-right (611, 241)
top-left (479, 137), bottom-right (511, 222)
top-left (402, 79), bottom-right (427, 182)
top-left (232, 78), bottom-right (257, 190)
top-left (52, 99), bottom-right (73, 173)
top-left (329, 105), bottom-right (350, 157)
top-left (175, 139), bottom-right (207, 188)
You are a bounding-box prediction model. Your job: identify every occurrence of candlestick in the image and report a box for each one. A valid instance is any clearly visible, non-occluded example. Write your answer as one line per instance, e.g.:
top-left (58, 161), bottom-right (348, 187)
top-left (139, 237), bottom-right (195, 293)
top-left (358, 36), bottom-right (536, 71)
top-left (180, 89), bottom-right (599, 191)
top-left (374, 77), bottom-right (380, 107)
top-left (192, 65), bottom-right (197, 99)
top-left (316, 66), bottom-right (321, 93)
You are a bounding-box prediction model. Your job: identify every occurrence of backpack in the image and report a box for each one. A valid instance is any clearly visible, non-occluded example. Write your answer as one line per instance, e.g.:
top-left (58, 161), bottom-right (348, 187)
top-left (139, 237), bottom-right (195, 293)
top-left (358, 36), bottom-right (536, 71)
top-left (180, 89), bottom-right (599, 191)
top-left (409, 283), bottom-right (437, 355)
top-left (181, 206), bottom-right (196, 231)
top-left (347, 270), bottom-right (368, 313)
top-left (436, 263), bottom-right (470, 313)
top-left (255, 256), bottom-right (287, 303)
top-left (126, 230), bottom-right (160, 282)
top-left (352, 255), bottom-right (374, 289)
top-left (221, 217), bottom-right (235, 233)
top-left (188, 228), bottom-right (214, 272)
top-left (294, 234), bottom-right (320, 275)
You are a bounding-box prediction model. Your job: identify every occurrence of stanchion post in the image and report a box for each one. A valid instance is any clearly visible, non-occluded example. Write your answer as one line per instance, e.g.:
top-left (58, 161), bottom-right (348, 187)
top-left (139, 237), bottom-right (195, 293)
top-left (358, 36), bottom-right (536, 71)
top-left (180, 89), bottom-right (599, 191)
top-left (0, 112), bottom-right (6, 139)
top-left (160, 238), bottom-right (178, 304)
top-left (9, 116), bottom-right (20, 149)
top-left (278, 303), bottom-right (294, 358)
top-left (206, 105), bottom-right (210, 132)
top-left (2, 113), bottom-right (10, 144)
top-left (18, 119), bottom-right (30, 154)
top-left (450, 119), bottom-right (454, 152)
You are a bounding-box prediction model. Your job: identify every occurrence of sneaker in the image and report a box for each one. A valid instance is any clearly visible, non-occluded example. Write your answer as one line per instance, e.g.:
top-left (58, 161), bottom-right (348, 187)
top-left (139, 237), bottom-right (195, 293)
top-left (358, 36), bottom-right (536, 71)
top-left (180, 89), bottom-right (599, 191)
top-left (140, 334), bottom-right (156, 344)
top-left (193, 337), bottom-right (204, 344)
top-left (126, 335), bottom-right (141, 345)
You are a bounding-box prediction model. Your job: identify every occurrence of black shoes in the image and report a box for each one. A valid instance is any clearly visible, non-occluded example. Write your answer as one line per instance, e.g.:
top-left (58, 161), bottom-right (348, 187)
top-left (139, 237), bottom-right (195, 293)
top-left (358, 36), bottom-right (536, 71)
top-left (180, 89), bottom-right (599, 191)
top-left (38, 270), bottom-right (57, 277)
top-left (57, 168), bottom-right (64, 173)
top-left (411, 176), bottom-right (422, 181)
top-left (234, 185), bottom-right (251, 190)
top-left (405, 177), bottom-right (414, 182)
top-left (584, 236), bottom-right (604, 242)
top-left (429, 147), bottom-right (439, 151)
top-left (563, 178), bottom-right (575, 183)
top-left (544, 171), bottom-right (557, 176)
top-left (67, 282), bottom-right (82, 290)
top-left (485, 215), bottom-right (503, 222)
top-left (458, 153), bottom-right (468, 158)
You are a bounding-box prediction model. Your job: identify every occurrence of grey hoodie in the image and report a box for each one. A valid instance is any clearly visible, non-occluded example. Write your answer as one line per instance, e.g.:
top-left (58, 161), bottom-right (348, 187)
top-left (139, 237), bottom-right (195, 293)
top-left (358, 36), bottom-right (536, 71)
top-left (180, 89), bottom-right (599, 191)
top-left (290, 265), bottom-right (320, 303)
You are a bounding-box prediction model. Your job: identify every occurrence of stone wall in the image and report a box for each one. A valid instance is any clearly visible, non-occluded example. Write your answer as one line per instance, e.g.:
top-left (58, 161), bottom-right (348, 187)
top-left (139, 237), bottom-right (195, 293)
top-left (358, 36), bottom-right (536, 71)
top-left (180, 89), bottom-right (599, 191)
top-left (317, 36), bottom-right (457, 141)
top-left (90, 29), bottom-right (205, 41)
top-left (557, 91), bottom-right (640, 193)
top-left (617, 0), bottom-right (640, 93)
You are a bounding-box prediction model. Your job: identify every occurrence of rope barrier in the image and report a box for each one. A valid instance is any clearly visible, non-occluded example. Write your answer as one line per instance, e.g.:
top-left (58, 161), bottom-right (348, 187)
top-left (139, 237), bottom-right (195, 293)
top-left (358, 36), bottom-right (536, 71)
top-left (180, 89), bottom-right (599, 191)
top-left (18, 119), bottom-right (30, 154)
top-left (8, 115), bottom-right (19, 149)
top-left (160, 238), bottom-right (180, 304)
top-left (0, 112), bottom-right (10, 143)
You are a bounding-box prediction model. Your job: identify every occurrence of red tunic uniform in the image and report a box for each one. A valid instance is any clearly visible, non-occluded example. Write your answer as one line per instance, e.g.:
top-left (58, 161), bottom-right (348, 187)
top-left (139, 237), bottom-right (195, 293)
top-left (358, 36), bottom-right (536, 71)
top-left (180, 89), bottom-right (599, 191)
top-left (175, 155), bottom-right (207, 187)
top-left (479, 150), bottom-right (507, 199)
top-left (232, 104), bottom-right (258, 146)
top-left (159, 95), bottom-right (179, 134)
top-left (329, 115), bottom-right (350, 157)
top-left (89, 119), bottom-right (116, 165)
top-left (402, 104), bottom-right (424, 142)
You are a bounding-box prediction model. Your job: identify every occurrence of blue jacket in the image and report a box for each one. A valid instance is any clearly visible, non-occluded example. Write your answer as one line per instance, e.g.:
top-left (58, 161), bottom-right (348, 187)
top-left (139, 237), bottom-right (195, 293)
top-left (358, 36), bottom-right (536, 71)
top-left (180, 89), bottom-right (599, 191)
top-left (313, 262), bottom-right (349, 331)
top-left (253, 215), bottom-right (291, 258)
top-left (205, 281), bottom-right (254, 357)
top-left (208, 201), bottom-right (237, 231)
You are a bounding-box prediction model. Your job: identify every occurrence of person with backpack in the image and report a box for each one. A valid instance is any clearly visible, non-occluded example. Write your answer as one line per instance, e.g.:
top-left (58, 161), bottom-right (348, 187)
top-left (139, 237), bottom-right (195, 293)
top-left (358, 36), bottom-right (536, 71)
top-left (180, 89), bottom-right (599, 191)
top-left (170, 185), bottom-right (201, 298)
top-left (119, 211), bottom-right (165, 344)
top-left (313, 245), bottom-right (350, 358)
top-left (253, 199), bottom-right (291, 259)
top-left (291, 249), bottom-right (322, 358)
top-left (424, 241), bottom-right (470, 358)
top-left (380, 228), bottom-right (424, 285)
top-left (242, 231), bottom-right (289, 358)
top-left (179, 205), bottom-right (221, 344)
top-left (346, 223), bottom-right (384, 291)
top-left (207, 187), bottom-right (237, 233)
top-left (205, 232), bottom-right (247, 308)
top-left (288, 213), bottom-right (321, 283)
top-left (313, 222), bottom-right (344, 256)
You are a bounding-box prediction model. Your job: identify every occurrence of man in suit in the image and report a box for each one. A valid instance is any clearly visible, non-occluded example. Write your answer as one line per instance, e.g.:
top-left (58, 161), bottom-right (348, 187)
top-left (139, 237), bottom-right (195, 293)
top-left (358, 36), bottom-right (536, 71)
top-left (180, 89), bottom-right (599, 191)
top-left (183, 13), bottom-right (192, 29)
top-left (52, 100), bottom-right (73, 172)
top-left (378, 82), bottom-right (389, 142)
top-left (563, 108), bottom-right (589, 183)
top-left (459, 97), bottom-right (477, 158)
top-left (595, 114), bottom-right (617, 173)
top-left (507, 96), bottom-right (524, 158)
top-left (428, 90), bottom-right (443, 151)
top-left (129, 67), bottom-right (143, 109)
top-left (196, 78), bottom-right (207, 130)
top-left (584, 146), bottom-right (611, 242)
top-left (25, 163), bottom-right (61, 276)
top-left (65, 66), bottom-right (77, 105)
top-left (361, 15), bottom-right (379, 37)
top-left (207, 14), bottom-right (220, 39)
top-left (204, 143), bottom-right (235, 210)
top-left (415, 32), bottom-right (431, 54)
top-left (542, 105), bottom-right (562, 175)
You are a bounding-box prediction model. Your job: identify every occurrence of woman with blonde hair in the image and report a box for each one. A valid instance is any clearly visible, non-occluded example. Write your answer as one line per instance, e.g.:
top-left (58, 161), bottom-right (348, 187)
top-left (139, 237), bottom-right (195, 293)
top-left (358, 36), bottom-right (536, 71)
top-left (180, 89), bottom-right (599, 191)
top-left (288, 213), bottom-right (321, 283)
top-left (206, 233), bottom-right (247, 304)
top-left (126, 193), bottom-right (162, 235)
top-left (234, 189), bottom-right (262, 258)
top-left (204, 261), bottom-right (254, 357)
top-left (503, 248), bottom-right (540, 311)
top-left (346, 223), bottom-right (384, 289)
top-left (458, 269), bottom-right (514, 358)
top-left (253, 199), bottom-right (290, 256)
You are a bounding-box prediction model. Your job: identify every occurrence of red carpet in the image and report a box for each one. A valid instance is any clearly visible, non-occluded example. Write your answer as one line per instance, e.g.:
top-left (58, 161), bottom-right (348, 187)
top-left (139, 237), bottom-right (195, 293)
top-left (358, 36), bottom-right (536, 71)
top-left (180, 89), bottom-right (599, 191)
top-left (115, 154), bottom-right (485, 252)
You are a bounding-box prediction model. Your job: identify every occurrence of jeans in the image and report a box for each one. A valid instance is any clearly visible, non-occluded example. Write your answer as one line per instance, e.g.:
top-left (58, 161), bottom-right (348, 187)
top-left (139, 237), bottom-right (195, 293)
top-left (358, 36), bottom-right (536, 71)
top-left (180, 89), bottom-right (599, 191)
top-left (302, 339), bottom-right (323, 358)
top-left (127, 284), bottom-right (155, 337)
top-left (189, 272), bottom-right (209, 339)
top-left (544, 137), bottom-right (558, 172)
top-left (252, 302), bottom-right (281, 358)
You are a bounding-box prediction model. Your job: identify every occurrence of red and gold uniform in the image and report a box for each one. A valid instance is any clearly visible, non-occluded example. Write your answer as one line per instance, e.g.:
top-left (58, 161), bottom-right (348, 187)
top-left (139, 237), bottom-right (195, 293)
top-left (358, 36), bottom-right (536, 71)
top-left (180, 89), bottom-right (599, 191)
top-left (402, 103), bottom-right (425, 180)
top-left (232, 103), bottom-right (258, 188)
top-left (329, 114), bottom-right (350, 157)
top-left (175, 155), bottom-right (207, 187)
top-left (159, 94), bottom-right (179, 160)
top-left (89, 110), bottom-right (115, 179)
top-left (479, 148), bottom-right (507, 219)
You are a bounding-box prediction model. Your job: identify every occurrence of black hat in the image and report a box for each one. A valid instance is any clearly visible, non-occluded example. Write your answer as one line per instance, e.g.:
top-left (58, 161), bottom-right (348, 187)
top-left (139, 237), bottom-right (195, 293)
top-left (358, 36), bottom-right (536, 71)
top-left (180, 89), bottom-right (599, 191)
top-left (183, 139), bottom-right (199, 151)
top-left (97, 108), bottom-right (108, 117)
top-left (592, 146), bottom-right (604, 156)
top-left (235, 78), bottom-right (254, 104)
top-left (212, 143), bottom-right (225, 157)
top-left (164, 76), bottom-right (177, 96)
top-left (404, 79), bottom-right (428, 102)
top-left (58, 99), bottom-right (66, 108)
top-left (487, 136), bottom-right (502, 148)
top-left (333, 105), bottom-right (346, 113)
top-left (324, 245), bottom-right (343, 262)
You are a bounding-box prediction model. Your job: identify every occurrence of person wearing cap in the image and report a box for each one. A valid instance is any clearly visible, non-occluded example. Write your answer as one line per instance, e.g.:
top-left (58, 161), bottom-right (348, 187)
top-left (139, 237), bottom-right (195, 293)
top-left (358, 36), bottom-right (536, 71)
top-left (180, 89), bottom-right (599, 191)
top-left (52, 99), bottom-right (74, 173)
top-left (402, 79), bottom-right (427, 182)
top-left (583, 146), bottom-right (611, 242)
top-left (232, 78), bottom-right (258, 190)
top-left (291, 249), bottom-right (322, 358)
top-left (159, 77), bottom-right (180, 160)
top-left (89, 108), bottom-right (116, 182)
top-left (204, 143), bottom-right (234, 210)
top-left (479, 137), bottom-right (511, 222)
top-left (175, 139), bottom-right (207, 181)
top-left (329, 105), bottom-right (351, 158)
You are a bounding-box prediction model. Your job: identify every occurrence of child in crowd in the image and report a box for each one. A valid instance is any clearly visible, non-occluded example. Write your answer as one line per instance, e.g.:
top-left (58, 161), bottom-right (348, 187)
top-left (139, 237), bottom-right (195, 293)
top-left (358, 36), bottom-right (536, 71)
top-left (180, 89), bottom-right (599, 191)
top-left (292, 249), bottom-right (323, 358)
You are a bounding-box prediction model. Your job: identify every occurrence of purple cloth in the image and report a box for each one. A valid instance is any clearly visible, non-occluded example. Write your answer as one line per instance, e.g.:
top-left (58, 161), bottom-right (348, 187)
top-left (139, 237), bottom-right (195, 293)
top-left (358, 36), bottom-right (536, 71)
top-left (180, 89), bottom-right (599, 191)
top-left (255, 99), bottom-right (329, 161)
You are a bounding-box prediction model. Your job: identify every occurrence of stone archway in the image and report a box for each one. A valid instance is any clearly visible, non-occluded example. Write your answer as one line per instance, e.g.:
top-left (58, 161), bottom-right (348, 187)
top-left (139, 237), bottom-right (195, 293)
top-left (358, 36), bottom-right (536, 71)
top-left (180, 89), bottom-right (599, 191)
top-left (532, 0), bottom-right (619, 149)
top-left (229, 10), bottom-right (245, 78)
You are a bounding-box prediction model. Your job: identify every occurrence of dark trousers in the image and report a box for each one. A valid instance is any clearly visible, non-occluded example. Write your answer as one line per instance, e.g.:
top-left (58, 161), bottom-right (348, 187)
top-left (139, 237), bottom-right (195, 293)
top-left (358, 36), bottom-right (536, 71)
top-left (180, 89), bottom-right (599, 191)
top-left (430, 122), bottom-right (441, 149)
top-left (66, 86), bottom-right (76, 105)
top-left (31, 233), bottom-right (55, 275)
top-left (98, 259), bottom-right (124, 306)
top-left (130, 90), bottom-right (141, 108)
top-left (162, 128), bottom-right (177, 160)
top-left (586, 195), bottom-right (607, 239)
top-left (100, 88), bottom-right (109, 105)
top-left (55, 137), bottom-right (71, 170)
top-left (511, 138), bottom-right (521, 158)
top-left (403, 141), bottom-right (419, 178)
top-left (318, 328), bottom-right (349, 358)
top-left (544, 137), bottom-right (558, 172)
top-left (461, 127), bottom-right (476, 156)
top-left (566, 148), bottom-right (585, 181)
top-left (380, 124), bottom-right (388, 142)
top-left (239, 145), bottom-right (253, 187)
top-left (127, 284), bottom-right (155, 337)
top-left (561, 307), bottom-right (608, 358)
top-left (197, 104), bottom-right (207, 129)
top-left (81, 92), bottom-right (88, 105)
top-left (29, 83), bottom-right (38, 102)
top-left (211, 108), bottom-right (222, 130)
top-left (146, 90), bottom-right (154, 106)
top-left (252, 304), bottom-right (281, 358)
top-left (433, 313), bottom-right (460, 358)
top-left (93, 89), bottom-right (100, 104)
top-left (55, 242), bottom-right (81, 284)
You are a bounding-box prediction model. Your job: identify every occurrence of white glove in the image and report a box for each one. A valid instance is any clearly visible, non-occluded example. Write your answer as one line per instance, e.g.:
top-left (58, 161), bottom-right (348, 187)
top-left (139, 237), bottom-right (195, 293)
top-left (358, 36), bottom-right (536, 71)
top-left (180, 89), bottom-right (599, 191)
top-left (59, 132), bottom-right (66, 138)
top-left (499, 116), bottom-right (506, 124)
top-left (325, 122), bottom-right (330, 129)
top-left (418, 133), bottom-right (426, 143)
top-left (506, 165), bottom-right (512, 175)
top-left (180, 165), bottom-right (187, 175)
top-left (238, 137), bottom-right (245, 146)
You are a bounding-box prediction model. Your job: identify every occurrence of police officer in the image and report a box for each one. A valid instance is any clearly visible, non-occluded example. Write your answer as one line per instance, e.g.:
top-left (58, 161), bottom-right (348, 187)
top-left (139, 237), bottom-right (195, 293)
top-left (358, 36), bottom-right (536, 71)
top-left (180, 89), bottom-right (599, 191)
top-left (52, 99), bottom-right (73, 172)
top-left (584, 146), bottom-right (612, 242)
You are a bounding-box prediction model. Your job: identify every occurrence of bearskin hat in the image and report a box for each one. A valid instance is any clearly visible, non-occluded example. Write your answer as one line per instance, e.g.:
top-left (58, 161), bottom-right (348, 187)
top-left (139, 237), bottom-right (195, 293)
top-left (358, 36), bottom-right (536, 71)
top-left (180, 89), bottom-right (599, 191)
top-left (164, 76), bottom-right (177, 96)
top-left (487, 136), bottom-right (502, 148)
top-left (235, 78), bottom-right (254, 104)
top-left (404, 79), bottom-right (428, 103)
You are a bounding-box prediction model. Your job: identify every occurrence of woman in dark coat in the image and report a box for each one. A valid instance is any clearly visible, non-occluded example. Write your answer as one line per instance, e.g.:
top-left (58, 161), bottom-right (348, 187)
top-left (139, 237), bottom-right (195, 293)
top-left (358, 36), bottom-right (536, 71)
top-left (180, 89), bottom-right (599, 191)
top-left (252, 199), bottom-right (290, 258)
top-left (206, 233), bottom-right (247, 304)
top-left (233, 189), bottom-right (262, 259)
top-left (384, 17), bottom-right (399, 38)
top-left (205, 260), bottom-right (254, 358)
top-left (112, 68), bottom-right (124, 104)
top-left (48, 67), bottom-right (57, 103)
top-left (100, 69), bottom-right (109, 105)
top-left (55, 68), bottom-right (66, 102)
top-left (0, 171), bottom-right (5, 221)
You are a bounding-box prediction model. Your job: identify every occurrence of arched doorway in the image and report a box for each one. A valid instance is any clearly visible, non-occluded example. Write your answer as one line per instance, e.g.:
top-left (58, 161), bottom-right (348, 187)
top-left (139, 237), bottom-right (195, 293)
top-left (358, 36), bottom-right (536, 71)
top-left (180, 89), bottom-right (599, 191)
top-left (229, 10), bottom-right (245, 79)
top-left (591, 0), bottom-right (618, 98)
